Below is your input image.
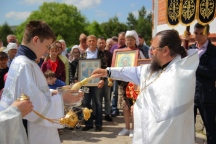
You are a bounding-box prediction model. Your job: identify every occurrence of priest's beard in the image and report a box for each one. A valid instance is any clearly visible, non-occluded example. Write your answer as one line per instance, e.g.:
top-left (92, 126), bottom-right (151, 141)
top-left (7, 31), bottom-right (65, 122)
top-left (150, 56), bottom-right (161, 73)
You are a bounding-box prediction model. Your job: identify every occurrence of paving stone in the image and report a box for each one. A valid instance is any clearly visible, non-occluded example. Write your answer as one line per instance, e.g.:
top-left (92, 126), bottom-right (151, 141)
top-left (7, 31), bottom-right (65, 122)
top-left (60, 114), bottom-right (207, 144)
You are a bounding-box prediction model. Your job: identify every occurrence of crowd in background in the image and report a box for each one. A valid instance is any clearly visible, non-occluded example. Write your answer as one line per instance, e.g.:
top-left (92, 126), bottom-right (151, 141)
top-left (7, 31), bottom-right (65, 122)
top-left (1, 22), bottom-right (215, 144)
top-left (0, 31), bottom-right (149, 137)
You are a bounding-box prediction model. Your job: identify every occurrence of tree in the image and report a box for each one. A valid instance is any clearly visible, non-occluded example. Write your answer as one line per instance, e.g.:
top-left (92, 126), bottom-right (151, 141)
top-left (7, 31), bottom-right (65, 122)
top-left (100, 16), bottom-right (127, 38)
top-left (138, 6), bottom-right (147, 19)
top-left (85, 21), bottom-right (105, 37)
top-left (15, 2), bottom-right (88, 46)
top-left (127, 12), bottom-right (138, 30)
top-left (126, 6), bottom-right (152, 45)
top-left (0, 22), bottom-right (14, 46)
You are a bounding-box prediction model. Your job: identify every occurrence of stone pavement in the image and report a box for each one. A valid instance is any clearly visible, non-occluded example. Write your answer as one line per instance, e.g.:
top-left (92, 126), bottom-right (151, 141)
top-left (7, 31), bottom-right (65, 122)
top-left (60, 114), bottom-right (207, 144)
top-left (60, 114), bottom-right (132, 144)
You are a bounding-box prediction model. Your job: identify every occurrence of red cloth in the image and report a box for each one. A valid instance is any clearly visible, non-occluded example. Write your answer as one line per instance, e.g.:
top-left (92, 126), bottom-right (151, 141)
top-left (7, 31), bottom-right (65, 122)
top-left (126, 82), bottom-right (138, 101)
top-left (48, 59), bottom-right (58, 72)
top-left (41, 57), bottom-right (66, 82)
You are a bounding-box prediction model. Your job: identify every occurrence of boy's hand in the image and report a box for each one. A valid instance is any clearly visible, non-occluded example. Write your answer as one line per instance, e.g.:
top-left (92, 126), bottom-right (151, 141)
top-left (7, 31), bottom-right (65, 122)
top-left (62, 90), bottom-right (84, 104)
top-left (51, 90), bottom-right (58, 96)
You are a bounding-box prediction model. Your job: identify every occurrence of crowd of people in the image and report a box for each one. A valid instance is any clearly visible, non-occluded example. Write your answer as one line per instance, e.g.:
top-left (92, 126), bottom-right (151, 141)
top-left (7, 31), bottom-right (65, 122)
top-left (0, 20), bottom-right (216, 144)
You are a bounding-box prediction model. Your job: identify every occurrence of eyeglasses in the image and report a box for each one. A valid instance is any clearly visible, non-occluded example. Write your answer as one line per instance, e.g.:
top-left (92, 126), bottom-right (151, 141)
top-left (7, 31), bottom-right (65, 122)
top-left (149, 46), bottom-right (164, 51)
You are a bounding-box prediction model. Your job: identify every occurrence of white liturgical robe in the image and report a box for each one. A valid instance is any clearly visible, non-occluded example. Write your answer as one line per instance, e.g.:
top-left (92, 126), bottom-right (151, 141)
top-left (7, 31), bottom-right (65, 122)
top-left (0, 106), bottom-right (28, 144)
top-left (0, 55), bottom-right (64, 144)
top-left (109, 49), bottom-right (199, 144)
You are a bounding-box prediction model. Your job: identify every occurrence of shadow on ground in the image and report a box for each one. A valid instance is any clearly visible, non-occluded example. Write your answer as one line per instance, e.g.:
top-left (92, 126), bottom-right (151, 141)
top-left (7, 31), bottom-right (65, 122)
top-left (60, 115), bottom-right (130, 143)
top-left (60, 114), bottom-right (207, 144)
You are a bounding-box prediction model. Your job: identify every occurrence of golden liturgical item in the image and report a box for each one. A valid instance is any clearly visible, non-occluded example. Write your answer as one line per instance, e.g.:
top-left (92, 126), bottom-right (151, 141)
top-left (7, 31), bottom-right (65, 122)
top-left (83, 107), bottom-right (93, 121)
top-left (71, 76), bottom-right (95, 90)
top-left (71, 75), bottom-right (113, 90)
top-left (108, 78), bottom-right (113, 87)
top-left (18, 93), bottom-right (92, 128)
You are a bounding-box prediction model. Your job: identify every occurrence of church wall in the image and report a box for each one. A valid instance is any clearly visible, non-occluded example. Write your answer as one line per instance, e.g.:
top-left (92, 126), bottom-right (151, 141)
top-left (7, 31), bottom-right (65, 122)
top-left (152, 0), bottom-right (216, 45)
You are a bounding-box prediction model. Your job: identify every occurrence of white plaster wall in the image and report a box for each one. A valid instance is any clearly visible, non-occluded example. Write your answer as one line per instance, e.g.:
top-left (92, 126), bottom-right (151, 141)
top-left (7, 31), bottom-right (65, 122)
top-left (152, 0), bottom-right (158, 37)
top-left (154, 19), bottom-right (216, 36)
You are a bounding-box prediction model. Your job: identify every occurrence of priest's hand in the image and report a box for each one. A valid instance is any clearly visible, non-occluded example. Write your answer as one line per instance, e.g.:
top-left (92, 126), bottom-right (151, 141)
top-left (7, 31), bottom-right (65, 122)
top-left (91, 68), bottom-right (107, 78)
top-left (62, 90), bottom-right (84, 104)
top-left (12, 100), bottom-right (33, 117)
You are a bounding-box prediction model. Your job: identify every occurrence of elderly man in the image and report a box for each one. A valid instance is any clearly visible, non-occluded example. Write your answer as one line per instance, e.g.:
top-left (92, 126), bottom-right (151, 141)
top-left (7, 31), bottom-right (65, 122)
top-left (4, 43), bottom-right (18, 67)
top-left (58, 39), bottom-right (67, 57)
top-left (110, 32), bottom-right (126, 53)
top-left (7, 34), bottom-right (17, 44)
top-left (92, 29), bottom-right (199, 144)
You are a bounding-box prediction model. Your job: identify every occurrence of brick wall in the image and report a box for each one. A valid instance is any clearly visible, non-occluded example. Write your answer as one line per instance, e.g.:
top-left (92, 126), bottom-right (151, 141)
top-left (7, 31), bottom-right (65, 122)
top-left (158, 0), bottom-right (166, 25)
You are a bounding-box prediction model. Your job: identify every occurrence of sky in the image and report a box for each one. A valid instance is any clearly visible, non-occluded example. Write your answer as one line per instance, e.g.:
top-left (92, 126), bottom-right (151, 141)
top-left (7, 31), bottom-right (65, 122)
top-left (0, 0), bottom-right (152, 26)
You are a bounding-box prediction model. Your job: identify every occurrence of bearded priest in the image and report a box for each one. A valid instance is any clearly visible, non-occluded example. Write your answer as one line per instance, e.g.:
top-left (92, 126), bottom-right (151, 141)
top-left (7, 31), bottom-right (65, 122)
top-left (92, 29), bottom-right (199, 144)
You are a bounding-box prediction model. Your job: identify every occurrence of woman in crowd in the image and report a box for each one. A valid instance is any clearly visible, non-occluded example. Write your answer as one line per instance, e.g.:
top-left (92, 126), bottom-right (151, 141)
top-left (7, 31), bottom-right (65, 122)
top-left (69, 45), bottom-right (80, 84)
top-left (79, 33), bottom-right (88, 54)
top-left (41, 42), bottom-right (66, 82)
top-left (117, 30), bottom-right (146, 138)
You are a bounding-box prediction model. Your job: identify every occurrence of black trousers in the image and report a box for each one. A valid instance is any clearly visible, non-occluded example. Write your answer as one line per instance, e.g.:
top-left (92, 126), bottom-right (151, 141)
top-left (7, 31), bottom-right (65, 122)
top-left (194, 104), bottom-right (216, 144)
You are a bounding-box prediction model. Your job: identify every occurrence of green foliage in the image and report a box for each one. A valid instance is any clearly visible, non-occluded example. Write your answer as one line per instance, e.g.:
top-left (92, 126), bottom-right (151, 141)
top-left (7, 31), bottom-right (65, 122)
top-left (127, 12), bottom-right (138, 30)
top-left (126, 6), bottom-right (152, 45)
top-left (15, 2), bottom-right (87, 46)
top-left (0, 22), bottom-right (14, 46)
top-left (85, 21), bottom-right (105, 37)
top-left (100, 16), bottom-right (127, 38)
top-left (12, 3), bottom-right (152, 46)
top-left (56, 34), bottom-right (63, 41)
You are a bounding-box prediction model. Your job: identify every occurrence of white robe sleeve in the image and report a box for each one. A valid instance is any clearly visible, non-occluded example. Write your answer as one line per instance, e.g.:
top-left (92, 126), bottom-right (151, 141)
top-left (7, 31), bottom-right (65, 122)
top-left (0, 57), bottom-right (64, 128)
top-left (108, 66), bottom-right (144, 86)
top-left (0, 106), bottom-right (28, 144)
